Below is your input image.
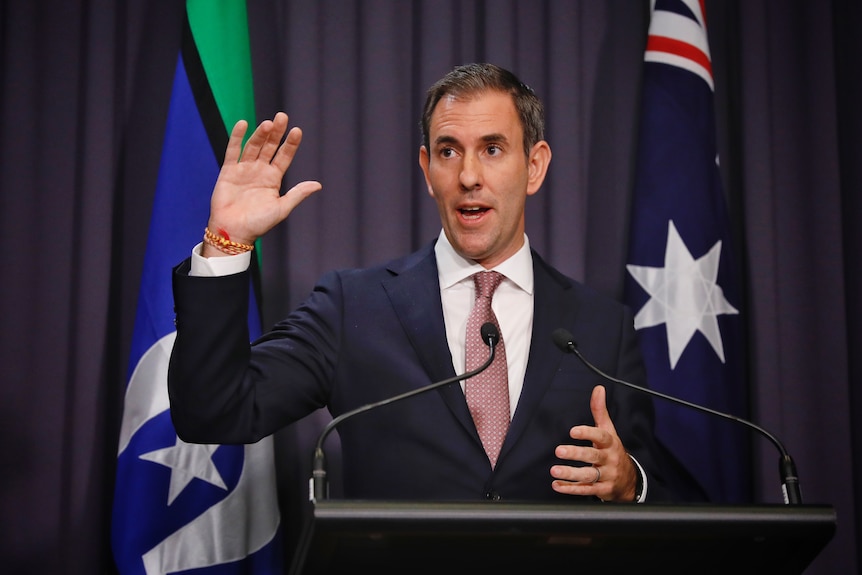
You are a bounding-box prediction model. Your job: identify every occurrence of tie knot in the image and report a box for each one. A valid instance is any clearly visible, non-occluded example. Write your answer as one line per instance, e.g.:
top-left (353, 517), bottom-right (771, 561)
top-left (473, 271), bottom-right (504, 299)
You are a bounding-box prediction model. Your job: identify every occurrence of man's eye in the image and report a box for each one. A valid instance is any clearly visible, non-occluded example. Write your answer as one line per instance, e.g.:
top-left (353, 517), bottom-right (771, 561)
top-left (440, 148), bottom-right (455, 158)
top-left (487, 145), bottom-right (501, 155)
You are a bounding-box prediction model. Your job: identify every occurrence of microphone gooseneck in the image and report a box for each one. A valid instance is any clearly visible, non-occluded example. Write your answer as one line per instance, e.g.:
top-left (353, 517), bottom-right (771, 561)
top-left (311, 322), bottom-right (500, 502)
top-left (551, 327), bottom-right (802, 505)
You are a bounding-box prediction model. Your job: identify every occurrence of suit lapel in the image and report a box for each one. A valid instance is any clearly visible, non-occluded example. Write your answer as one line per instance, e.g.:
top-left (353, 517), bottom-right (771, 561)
top-left (381, 244), bottom-right (479, 439)
top-left (500, 252), bottom-right (577, 459)
top-left (380, 245), bottom-right (582, 465)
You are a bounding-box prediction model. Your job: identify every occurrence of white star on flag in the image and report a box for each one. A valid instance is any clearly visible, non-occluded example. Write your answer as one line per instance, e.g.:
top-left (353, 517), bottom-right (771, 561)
top-left (139, 437), bottom-right (228, 505)
top-left (626, 220), bottom-right (738, 369)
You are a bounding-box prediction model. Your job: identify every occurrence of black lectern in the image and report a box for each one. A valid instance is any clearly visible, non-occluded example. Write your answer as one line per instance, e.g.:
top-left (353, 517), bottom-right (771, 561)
top-left (289, 501), bottom-right (835, 575)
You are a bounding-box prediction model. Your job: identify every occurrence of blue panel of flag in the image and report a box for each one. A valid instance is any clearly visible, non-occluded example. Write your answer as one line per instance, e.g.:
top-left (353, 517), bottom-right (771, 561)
top-left (111, 20), bottom-right (281, 575)
top-left (624, 0), bottom-right (750, 503)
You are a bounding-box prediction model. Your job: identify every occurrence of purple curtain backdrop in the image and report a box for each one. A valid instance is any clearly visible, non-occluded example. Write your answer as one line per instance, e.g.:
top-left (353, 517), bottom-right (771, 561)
top-left (0, 1), bottom-right (858, 573)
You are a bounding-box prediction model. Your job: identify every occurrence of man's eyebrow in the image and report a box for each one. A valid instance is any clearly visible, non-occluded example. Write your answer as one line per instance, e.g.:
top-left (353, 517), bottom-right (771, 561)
top-left (433, 134), bottom-right (460, 147)
top-left (480, 133), bottom-right (508, 144)
top-left (433, 133), bottom-right (509, 146)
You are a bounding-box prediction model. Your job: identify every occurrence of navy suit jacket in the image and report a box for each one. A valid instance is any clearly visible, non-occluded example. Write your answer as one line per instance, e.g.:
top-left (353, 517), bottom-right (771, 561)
top-left (169, 241), bottom-right (678, 503)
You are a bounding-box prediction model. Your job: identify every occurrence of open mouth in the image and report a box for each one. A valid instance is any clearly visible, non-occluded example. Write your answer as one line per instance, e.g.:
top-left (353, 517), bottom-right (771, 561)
top-left (459, 206), bottom-right (489, 220)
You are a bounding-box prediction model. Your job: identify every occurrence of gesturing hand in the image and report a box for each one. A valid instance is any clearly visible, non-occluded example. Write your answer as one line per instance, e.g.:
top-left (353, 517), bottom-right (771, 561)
top-left (550, 385), bottom-right (639, 502)
top-left (205, 112), bottom-right (322, 256)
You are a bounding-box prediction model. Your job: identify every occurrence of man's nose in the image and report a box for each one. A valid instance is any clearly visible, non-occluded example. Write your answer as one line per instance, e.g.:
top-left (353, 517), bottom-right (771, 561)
top-left (459, 153), bottom-right (482, 190)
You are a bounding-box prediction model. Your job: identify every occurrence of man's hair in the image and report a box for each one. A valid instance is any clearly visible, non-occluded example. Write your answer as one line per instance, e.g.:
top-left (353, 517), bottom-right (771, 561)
top-left (420, 63), bottom-right (545, 158)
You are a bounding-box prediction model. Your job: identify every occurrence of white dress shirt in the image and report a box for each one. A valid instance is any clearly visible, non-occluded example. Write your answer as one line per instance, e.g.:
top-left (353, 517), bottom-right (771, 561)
top-left (434, 230), bottom-right (533, 418)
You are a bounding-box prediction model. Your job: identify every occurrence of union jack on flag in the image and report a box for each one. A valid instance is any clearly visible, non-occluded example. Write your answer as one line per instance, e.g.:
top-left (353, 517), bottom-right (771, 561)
top-left (624, 0), bottom-right (750, 503)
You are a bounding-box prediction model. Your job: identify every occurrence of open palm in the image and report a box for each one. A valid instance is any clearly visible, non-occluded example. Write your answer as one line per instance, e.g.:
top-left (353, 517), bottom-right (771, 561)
top-left (208, 112), bottom-right (321, 248)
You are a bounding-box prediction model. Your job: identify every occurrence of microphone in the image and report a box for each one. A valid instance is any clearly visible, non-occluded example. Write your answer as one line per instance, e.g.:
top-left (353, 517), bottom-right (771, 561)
top-left (551, 328), bottom-right (802, 505)
top-left (310, 322), bottom-right (501, 502)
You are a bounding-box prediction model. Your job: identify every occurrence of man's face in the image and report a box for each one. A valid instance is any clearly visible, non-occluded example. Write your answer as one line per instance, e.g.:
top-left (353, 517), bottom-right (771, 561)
top-left (419, 90), bottom-right (550, 268)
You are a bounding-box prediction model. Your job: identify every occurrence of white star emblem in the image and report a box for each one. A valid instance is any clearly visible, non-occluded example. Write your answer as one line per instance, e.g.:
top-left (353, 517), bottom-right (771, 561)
top-left (626, 220), bottom-right (738, 369)
top-left (139, 436), bottom-right (228, 505)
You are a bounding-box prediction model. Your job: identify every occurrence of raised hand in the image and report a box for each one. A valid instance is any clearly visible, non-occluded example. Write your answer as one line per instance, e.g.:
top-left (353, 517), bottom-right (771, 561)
top-left (204, 112), bottom-right (322, 256)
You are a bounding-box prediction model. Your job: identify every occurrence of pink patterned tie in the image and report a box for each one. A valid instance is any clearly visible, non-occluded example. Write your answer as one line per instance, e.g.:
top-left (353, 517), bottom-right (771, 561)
top-left (465, 271), bottom-right (510, 468)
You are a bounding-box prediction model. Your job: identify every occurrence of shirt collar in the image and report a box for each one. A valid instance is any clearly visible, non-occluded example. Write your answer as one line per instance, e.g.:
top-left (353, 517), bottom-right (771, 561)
top-left (434, 229), bottom-right (534, 295)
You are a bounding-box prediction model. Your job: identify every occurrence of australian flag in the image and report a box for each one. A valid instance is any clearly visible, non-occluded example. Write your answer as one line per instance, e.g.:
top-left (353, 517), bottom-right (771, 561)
top-left (624, 0), bottom-right (750, 503)
top-left (111, 1), bottom-right (283, 573)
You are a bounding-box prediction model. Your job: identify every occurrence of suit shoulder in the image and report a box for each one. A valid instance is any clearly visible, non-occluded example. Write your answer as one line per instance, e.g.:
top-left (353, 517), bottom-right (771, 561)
top-left (324, 241), bottom-right (437, 283)
top-left (532, 250), bottom-right (632, 313)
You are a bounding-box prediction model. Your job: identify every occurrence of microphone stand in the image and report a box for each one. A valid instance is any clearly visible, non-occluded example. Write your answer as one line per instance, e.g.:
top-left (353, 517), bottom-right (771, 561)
top-left (551, 328), bottom-right (802, 505)
top-left (311, 324), bottom-right (499, 502)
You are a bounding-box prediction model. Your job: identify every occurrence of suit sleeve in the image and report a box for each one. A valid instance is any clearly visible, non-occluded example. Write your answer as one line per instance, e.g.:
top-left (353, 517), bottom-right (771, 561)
top-left (167, 258), bottom-right (337, 444)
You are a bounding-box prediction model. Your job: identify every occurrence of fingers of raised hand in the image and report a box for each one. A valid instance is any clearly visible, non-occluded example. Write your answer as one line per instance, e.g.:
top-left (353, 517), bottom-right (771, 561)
top-left (257, 116), bottom-right (289, 163)
top-left (265, 125), bottom-right (304, 175)
top-left (239, 114), bottom-right (285, 163)
top-left (223, 120), bottom-right (250, 165)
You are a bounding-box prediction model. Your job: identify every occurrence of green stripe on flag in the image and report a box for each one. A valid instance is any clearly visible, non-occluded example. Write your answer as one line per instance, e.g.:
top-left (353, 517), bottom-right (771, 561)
top-left (186, 0), bottom-right (263, 266)
top-left (186, 0), bottom-right (256, 132)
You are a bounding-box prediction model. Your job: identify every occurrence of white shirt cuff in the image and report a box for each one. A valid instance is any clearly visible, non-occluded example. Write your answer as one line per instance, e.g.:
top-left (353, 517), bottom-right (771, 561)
top-left (190, 241), bottom-right (252, 277)
top-left (629, 454), bottom-right (648, 503)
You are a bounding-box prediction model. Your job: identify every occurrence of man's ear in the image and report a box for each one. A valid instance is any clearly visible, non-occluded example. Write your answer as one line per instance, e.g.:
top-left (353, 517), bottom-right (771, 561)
top-left (526, 141), bottom-right (552, 196)
top-left (419, 145), bottom-right (435, 198)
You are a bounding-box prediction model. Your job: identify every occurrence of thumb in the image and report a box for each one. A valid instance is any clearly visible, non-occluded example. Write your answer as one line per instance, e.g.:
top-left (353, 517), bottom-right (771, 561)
top-left (590, 385), bottom-right (616, 432)
top-left (278, 180), bottom-right (322, 219)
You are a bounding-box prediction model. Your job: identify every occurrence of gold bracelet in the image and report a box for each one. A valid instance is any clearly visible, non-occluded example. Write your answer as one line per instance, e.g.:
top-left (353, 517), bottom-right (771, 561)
top-left (203, 227), bottom-right (254, 255)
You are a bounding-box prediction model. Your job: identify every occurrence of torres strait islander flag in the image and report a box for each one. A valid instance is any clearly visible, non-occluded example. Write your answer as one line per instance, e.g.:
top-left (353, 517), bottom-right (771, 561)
top-left (624, 0), bottom-right (750, 503)
top-left (111, 1), bottom-right (282, 573)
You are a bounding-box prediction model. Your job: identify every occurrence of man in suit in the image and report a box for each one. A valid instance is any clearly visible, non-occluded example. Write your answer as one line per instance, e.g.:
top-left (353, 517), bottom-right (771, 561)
top-left (169, 63), bottom-right (678, 503)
